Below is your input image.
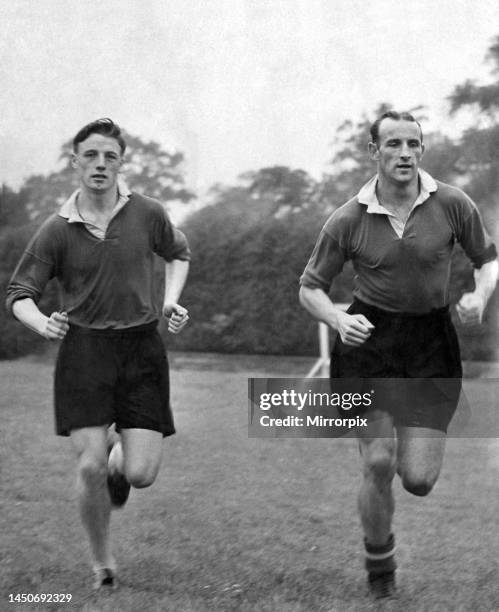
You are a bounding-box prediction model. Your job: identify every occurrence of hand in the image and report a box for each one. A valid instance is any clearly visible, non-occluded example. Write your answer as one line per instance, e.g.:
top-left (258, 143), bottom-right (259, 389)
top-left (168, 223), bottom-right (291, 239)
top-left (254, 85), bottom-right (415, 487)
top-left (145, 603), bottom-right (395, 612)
top-left (44, 311), bottom-right (69, 340)
top-left (456, 292), bottom-right (485, 326)
top-left (335, 312), bottom-right (374, 347)
top-left (163, 303), bottom-right (189, 334)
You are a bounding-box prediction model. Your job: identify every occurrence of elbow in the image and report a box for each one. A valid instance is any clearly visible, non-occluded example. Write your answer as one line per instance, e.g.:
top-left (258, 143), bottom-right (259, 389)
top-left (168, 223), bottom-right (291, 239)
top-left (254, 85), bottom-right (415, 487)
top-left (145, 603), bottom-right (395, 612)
top-left (11, 296), bottom-right (33, 321)
top-left (11, 298), bottom-right (25, 320)
top-left (299, 285), bottom-right (316, 310)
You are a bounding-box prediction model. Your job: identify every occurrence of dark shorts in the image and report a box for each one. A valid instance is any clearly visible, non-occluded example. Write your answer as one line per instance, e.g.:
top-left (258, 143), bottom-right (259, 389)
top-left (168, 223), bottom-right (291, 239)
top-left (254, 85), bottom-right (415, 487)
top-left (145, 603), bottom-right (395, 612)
top-left (54, 322), bottom-right (175, 437)
top-left (330, 299), bottom-right (462, 432)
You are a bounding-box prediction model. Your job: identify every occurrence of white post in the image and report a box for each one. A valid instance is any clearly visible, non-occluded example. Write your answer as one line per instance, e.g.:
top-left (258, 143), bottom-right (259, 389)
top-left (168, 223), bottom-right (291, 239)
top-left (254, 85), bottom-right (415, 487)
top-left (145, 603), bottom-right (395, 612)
top-left (306, 303), bottom-right (350, 377)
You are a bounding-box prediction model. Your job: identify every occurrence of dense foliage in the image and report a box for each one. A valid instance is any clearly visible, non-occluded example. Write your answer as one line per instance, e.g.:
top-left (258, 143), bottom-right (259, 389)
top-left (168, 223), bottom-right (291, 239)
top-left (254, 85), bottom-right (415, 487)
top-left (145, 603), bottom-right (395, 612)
top-left (2, 37), bottom-right (499, 360)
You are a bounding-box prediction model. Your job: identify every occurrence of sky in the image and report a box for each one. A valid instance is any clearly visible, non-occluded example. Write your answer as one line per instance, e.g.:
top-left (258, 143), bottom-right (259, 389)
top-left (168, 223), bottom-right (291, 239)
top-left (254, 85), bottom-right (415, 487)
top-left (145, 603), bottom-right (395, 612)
top-left (1, 0), bottom-right (498, 198)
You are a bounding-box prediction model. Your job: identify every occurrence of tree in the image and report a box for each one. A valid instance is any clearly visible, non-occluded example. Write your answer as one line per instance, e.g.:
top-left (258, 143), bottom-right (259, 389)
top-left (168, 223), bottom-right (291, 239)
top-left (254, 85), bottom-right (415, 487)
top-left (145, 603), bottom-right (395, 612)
top-left (120, 132), bottom-right (194, 205)
top-left (0, 184), bottom-right (31, 228)
top-left (449, 35), bottom-right (499, 122)
top-left (446, 35), bottom-right (499, 360)
top-left (168, 171), bottom-right (325, 355)
top-left (448, 34), bottom-right (499, 231)
top-left (24, 130), bottom-right (195, 223)
top-left (239, 166), bottom-right (318, 213)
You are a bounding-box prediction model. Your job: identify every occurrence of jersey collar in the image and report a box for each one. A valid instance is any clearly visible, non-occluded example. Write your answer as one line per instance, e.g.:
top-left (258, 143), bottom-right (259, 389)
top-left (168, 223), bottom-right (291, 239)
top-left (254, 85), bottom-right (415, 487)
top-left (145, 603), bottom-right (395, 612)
top-left (58, 177), bottom-right (131, 223)
top-left (358, 169), bottom-right (437, 215)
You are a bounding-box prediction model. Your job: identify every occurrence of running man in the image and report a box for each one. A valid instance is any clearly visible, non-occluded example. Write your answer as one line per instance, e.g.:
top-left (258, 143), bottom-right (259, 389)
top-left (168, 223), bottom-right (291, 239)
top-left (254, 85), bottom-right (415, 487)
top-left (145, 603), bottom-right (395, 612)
top-left (299, 110), bottom-right (498, 598)
top-left (6, 118), bottom-right (191, 589)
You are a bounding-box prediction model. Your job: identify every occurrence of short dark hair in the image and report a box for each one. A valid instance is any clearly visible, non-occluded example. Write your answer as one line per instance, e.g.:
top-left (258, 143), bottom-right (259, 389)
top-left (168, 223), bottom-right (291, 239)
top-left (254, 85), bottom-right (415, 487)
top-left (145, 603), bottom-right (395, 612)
top-left (370, 111), bottom-right (423, 145)
top-left (73, 118), bottom-right (126, 154)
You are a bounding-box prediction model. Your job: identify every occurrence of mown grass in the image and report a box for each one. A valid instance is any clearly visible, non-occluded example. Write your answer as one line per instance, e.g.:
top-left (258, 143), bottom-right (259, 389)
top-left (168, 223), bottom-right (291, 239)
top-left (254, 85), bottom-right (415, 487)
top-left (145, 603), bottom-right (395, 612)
top-left (1, 352), bottom-right (498, 611)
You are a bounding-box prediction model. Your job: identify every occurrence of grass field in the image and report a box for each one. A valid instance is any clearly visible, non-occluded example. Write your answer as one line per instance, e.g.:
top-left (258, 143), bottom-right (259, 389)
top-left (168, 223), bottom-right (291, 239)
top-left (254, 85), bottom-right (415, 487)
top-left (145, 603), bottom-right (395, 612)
top-left (1, 351), bottom-right (499, 611)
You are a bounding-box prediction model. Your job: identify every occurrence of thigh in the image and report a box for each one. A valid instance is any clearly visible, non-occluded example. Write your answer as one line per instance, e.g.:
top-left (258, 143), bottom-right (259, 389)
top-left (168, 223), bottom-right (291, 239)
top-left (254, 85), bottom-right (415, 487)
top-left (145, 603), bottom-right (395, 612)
top-left (55, 332), bottom-right (117, 435)
top-left (406, 314), bottom-right (462, 378)
top-left (116, 332), bottom-right (175, 437)
top-left (121, 428), bottom-right (163, 484)
top-left (70, 426), bottom-right (109, 464)
top-left (396, 426), bottom-right (446, 484)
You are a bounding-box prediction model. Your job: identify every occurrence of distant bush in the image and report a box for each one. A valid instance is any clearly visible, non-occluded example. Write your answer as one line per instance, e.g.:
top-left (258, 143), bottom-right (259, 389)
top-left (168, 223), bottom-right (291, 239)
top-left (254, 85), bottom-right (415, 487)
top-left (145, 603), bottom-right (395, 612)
top-left (164, 193), bottom-right (498, 359)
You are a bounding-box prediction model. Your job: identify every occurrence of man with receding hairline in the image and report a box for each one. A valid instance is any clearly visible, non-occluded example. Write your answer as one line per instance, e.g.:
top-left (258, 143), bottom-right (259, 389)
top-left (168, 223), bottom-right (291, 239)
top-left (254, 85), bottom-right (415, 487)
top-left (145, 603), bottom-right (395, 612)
top-left (300, 110), bottom-right (498, 598)
top-left (7, 118), bottom-right (191, 590)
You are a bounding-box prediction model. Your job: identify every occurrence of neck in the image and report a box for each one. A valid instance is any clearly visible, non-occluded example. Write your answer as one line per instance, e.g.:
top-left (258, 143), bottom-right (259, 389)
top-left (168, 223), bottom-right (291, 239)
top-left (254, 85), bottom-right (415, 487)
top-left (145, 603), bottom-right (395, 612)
top-left (376, 175), bottom-right (419, 207)
top-left (78, 184), bottom-right (119, 213)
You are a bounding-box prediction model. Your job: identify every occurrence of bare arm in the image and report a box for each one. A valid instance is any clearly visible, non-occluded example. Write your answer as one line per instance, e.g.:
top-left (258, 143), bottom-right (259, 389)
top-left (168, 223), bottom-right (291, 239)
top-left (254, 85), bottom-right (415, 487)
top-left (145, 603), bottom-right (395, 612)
top-left (299, 286), bottom-right (374, 347)
top-left (456, 259), bottom-right (498, 325)
top-left (162, 259), bottom-right (190, 334)
top-left (12, 298), bottom-right (69, 340)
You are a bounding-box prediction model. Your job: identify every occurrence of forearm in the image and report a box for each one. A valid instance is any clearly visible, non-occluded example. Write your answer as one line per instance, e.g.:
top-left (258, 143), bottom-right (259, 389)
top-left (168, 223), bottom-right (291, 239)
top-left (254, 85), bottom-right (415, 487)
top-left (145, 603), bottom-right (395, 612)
top-left (473, 260), bottom-right (498, 305)
top-left (299, 286), bottom-right (343, 330)
top-left (12, 298), bottom-right (49, 337)
top-left (163, 259), bottom-right (189, 305)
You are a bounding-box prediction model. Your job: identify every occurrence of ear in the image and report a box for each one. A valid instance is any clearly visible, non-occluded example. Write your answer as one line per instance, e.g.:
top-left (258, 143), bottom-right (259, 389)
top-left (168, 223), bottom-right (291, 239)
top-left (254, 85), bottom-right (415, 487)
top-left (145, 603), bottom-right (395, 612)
top-left (421, 142), bottom-right (425, 157)
top-left (71, 152), bottom-right (78, 169)
top-left (368, 141), bottom-right (379, 161)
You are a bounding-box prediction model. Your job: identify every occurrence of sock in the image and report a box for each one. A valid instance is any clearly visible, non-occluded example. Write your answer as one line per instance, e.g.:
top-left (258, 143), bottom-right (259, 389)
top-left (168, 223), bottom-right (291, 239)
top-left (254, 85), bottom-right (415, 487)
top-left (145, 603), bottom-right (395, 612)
top-left (93, 555), bottom-right (117, 573)
top-left (364, 533), bottom-right (396, 575)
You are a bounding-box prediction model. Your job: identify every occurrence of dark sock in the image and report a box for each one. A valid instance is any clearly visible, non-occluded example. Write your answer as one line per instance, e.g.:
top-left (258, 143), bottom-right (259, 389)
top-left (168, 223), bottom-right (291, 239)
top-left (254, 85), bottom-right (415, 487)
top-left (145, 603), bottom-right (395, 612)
top-left (364, 533), bottom-right (396, 575)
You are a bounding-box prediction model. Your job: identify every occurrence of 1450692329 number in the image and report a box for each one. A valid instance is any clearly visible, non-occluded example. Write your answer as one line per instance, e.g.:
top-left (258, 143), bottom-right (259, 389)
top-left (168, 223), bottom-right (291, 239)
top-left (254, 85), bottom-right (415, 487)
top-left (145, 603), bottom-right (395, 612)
top-left (9, 593), bottom-right (72, 603)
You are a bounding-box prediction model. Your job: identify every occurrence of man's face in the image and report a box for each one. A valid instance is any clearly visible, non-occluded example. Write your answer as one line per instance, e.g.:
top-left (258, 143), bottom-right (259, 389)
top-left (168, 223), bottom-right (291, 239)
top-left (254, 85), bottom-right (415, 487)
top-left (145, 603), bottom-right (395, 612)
top-left (72, 133), bottom-right (123, 193)
top-left (368, 119), bottom-right (424, 186)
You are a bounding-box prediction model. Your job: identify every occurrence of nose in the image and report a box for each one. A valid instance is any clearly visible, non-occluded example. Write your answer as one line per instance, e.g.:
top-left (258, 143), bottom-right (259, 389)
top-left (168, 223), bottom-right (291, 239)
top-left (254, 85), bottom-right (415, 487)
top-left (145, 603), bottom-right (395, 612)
top-left (96, 153), bottom-right (106, 169)
top-left (400, 143), bottom-right (411, 158)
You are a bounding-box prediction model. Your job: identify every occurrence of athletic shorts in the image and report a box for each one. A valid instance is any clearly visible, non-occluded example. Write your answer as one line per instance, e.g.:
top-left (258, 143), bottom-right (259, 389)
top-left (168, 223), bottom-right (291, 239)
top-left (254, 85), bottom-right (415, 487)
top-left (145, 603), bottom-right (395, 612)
top-left (54, 322), bottom-right (175, 437)
top-left (330, 299), bottom-right (462, 432)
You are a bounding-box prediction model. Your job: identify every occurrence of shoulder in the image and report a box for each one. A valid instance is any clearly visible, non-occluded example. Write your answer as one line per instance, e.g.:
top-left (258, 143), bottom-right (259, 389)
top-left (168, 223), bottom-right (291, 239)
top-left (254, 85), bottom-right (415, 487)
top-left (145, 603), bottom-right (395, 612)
top-left (429, 181), bottom-right (481, 227)
top-left (33, 213), bottom-right (69, 240)
top-left (127, 192), bottom-right (171, 222)
top-left (128, 192), bottom-right (165, 211)
top-left (433, 181), bottom-right (475, 210)
top-left (22, 214), bottom-right (68, 259)
top-left (322, 196), bottom-right (364, 236)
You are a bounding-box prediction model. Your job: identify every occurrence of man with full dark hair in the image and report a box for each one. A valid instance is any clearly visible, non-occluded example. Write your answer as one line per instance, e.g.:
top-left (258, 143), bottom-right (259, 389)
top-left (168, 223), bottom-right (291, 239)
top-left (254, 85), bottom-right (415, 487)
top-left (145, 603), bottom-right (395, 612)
top-left (7, 118), bottom-right (191, 589)
top-left (300, 110), bottom-right (498, 598)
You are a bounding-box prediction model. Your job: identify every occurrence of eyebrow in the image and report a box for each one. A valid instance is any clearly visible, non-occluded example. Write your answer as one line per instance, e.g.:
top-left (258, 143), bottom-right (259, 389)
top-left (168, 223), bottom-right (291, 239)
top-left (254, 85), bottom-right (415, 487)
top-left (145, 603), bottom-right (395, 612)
top-left (81, 149), bottom-right (120, 155)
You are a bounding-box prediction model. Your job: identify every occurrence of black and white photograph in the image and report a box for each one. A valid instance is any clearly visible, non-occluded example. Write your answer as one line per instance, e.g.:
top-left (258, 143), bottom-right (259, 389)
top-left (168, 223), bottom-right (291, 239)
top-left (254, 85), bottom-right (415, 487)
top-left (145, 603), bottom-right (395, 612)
top-left (1, 1), bottom-right (499, 610)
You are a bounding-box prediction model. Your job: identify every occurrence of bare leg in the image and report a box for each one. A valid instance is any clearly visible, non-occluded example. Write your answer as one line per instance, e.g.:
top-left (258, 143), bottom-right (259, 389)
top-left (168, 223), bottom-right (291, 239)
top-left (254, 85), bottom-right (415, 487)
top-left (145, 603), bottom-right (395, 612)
top-left (357, 411), bottom-right (397, 546)
top-left (121, 428), bottom-right (163, 489)
top-left (70, 426), bottom-right (115, 570)
top-left (396, 426), bottom-right (446, 496)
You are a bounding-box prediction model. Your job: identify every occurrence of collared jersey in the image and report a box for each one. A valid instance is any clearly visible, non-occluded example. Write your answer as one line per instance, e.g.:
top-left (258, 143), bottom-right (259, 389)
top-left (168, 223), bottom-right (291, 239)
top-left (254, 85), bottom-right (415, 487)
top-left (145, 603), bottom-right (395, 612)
top-left (6, 190), bottom-right (191, 329)
top-left (359, 169), bottom-right (437, 238)
top-left (300, 172), bottom-right (497, 313)
top-left (59, 177), bottom-right (131, 240)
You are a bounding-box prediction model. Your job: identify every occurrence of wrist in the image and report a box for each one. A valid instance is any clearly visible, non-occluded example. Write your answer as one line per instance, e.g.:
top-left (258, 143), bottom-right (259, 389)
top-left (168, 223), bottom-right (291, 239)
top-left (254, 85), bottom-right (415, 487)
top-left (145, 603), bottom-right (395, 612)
top-left (327, 308), bottom-right (343, 331)
top-left (29, 315), bottom-right (50, 339)
top-left (37, 315), bottom-right (50, 338)
top-left (163, 297), bottom-right (179, 308)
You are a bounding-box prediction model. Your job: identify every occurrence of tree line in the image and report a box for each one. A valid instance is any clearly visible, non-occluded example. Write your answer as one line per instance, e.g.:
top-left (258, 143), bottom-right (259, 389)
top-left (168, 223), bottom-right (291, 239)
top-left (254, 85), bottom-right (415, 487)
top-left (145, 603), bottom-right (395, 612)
top-left (1, 38), bottom-right (499, 360)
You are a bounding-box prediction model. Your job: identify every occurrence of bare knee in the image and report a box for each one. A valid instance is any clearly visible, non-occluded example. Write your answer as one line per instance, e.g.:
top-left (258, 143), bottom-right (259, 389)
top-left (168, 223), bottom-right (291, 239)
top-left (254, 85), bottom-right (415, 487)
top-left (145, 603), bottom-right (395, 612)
top-left (78, 456), bottom-right (108, 488)
top-left (401, 473), bottom-right (436, 497)
top-left (362, 443), bottom-right (397, 483)
top-left (398, 456), bottom-right (441, 497)
top-left (125, 465), bottom-right (158, 489)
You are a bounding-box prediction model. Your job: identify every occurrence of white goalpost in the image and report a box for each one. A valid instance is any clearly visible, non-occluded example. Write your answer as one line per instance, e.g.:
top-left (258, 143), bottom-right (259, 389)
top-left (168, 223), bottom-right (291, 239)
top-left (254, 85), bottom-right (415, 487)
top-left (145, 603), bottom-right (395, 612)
top-left (306, 303), bottom-right (350, 378)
